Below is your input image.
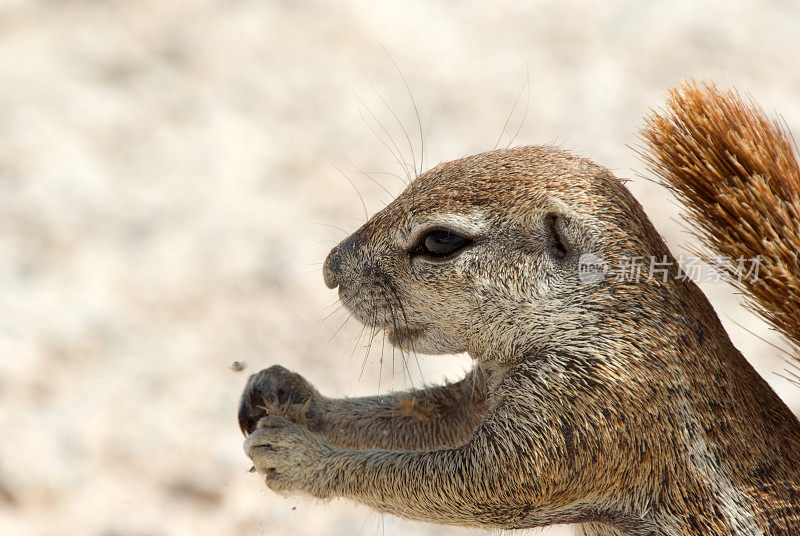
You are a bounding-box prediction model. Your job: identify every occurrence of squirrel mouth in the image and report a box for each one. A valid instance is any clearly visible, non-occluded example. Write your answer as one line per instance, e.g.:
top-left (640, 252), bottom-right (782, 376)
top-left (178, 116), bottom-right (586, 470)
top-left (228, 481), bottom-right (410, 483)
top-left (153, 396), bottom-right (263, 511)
top-left (386, 326), bottom-right (424, 347)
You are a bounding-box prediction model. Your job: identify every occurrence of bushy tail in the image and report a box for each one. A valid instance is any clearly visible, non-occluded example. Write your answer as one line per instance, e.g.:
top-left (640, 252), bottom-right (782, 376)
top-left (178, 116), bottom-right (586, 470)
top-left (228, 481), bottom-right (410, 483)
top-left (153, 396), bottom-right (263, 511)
top-left (639, 80), bottom-right (800, 354)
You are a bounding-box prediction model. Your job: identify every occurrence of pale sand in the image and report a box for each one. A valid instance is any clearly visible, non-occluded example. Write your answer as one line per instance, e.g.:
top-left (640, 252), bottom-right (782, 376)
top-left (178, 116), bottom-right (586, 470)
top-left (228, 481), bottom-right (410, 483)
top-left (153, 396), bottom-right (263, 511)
top-left (1, 1), bottom-right (799, 535)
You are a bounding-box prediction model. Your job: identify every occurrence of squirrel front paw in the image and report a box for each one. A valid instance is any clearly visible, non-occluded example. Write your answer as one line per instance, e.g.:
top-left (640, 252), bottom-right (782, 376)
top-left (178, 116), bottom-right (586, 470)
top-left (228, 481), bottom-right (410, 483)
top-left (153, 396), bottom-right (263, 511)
top-left (244, 415), bottom-right (333, 497)
top-left (238, 365), bottom-right (327, 436)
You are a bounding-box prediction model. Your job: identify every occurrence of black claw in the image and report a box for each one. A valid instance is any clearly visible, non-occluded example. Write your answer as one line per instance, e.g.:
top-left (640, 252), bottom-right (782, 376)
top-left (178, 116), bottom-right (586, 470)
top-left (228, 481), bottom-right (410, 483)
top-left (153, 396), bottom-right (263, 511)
top-left (238, 398), bottom-right (256, 436)
top-left (238, 373), bottom-right (261, 436)
top-left (237, 365), bottom-right (315, 436)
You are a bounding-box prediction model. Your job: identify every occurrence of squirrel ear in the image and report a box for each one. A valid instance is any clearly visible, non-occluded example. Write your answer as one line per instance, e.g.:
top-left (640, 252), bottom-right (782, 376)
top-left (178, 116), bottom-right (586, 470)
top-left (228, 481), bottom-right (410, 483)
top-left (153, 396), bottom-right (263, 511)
top-left (541, 197), bottom-right (588, 261)
top-left (544, 212), bottom-right (573, 260)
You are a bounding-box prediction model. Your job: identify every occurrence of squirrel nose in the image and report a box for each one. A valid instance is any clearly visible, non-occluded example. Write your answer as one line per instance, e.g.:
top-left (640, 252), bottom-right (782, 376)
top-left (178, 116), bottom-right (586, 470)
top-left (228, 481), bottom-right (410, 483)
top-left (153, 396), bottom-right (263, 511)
top-left (323, 246), bottom-right (340, 289)
top-left (323, 232), bottom-right (364, 289)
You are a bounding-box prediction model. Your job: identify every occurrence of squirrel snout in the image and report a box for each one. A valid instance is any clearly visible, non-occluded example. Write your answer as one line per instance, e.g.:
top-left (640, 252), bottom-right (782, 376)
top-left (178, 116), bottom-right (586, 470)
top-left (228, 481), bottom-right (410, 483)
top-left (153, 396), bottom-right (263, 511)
top-left (323, 232), bottom-right (364, 289)
top-left (323, 247), bottom-right (340, 289)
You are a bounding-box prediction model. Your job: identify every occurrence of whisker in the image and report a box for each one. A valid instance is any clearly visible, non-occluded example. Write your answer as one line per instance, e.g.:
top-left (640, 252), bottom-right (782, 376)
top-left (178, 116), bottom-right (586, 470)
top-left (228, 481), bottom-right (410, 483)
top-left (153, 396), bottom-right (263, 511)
top-left (352, 320), bottom-right (371, 382)
top-left (364, 328), bottom-right (382, 383)
top-left (378, 328), bottom-right (387, 395)
top-left (377, 307), bottom-right (384, 394)
top-left (342, 152), bottom-right (397, 200)
top-left (394, 59), bottom-right (424, 177)
top-left (507, 67), bottom-right (531, 148)
top-left (319, 299), bottom-right (346, 316)
top-left (329, 310), bottom-right (356, 343)
top-left (357, 328), bottom-right (372, 383)
top-left (368, 76), bottom-right (415, 185)
top-left (383, 291), bottom-right (399, 392)
top-left (320, 295), bottom-right (354, 323)
top-left (389, 302), bottom-right (415, 390)
top-left (724, 314), bottom-right (795, 360)
top-left (378, 44), bottom-right (425, 177)
top-left (495, 68), bottom-right (529, 150)
top-left (356, 95), bottom-right (414, 183)
top-left (470, 363), bottom-right (481, 405)
top-left (779, 366), bottom-right (800, 384)
top-left (332, 164), bottom-right (369, 221)
top-left (776, 371), bottom-right (800, 388)
top-left (342, 167), bottom-right (407, 188)
top-left (319, 295), bottom-right (343, 310)
top-left (311, 222), bottom-right (350, 235)
top-left (387, 284), bottom-right (424, 387)
top-left (363, 309), bottom-right (381, 381)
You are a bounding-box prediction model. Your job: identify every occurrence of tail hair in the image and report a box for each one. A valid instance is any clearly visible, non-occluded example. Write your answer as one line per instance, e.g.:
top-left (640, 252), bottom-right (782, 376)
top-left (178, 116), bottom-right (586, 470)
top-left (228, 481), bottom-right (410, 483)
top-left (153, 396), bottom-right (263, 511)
top-left (639, 80), bottom-right (800, 354)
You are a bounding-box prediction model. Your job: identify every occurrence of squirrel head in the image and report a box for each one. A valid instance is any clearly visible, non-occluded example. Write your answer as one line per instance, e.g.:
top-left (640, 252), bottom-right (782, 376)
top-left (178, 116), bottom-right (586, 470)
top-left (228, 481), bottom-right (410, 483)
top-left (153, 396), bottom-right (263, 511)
top-left (323, 145), bottom-right (673, 364)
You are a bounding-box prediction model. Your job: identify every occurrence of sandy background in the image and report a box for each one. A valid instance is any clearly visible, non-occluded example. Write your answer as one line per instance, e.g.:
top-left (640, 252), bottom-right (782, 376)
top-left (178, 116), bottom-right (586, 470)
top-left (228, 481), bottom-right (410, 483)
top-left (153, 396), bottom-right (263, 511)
top-left (1, 1), bottom-right (799, 535)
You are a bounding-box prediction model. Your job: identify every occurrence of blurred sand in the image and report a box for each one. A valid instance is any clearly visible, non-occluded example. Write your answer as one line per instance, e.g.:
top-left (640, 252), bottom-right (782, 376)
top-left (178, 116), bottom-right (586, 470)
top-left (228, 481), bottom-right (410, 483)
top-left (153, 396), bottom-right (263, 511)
top-left (1, 1), bottom-right (799, 535)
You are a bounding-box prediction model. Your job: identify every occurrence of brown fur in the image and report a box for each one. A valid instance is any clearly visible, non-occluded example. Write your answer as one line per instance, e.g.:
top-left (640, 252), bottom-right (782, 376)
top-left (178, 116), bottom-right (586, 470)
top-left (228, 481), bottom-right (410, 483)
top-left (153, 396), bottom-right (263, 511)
top-left (239, 82), bottom-right (800, 535)
top-left (639, 80), bottom-right (800, 354)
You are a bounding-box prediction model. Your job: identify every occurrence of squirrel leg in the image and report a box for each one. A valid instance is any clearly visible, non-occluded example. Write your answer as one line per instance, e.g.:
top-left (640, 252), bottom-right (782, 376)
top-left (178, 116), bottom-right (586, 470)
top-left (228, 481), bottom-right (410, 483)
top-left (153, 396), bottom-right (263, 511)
top-left (244, 394), bottom-right (569, 529)
top-left (239, 364), bottom-right (490, 451)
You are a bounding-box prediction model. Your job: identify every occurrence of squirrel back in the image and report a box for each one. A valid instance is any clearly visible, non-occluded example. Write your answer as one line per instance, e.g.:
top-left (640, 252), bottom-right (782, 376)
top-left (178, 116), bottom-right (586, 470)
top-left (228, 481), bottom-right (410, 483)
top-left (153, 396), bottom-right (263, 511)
top-left (640, 80), bottom-right (800, 356)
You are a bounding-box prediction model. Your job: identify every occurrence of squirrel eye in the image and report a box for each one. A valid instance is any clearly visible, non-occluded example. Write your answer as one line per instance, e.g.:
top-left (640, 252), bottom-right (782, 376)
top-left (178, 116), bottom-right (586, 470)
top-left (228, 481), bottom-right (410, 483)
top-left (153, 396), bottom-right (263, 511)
top-left (417, 230), bottom-right (471, 258)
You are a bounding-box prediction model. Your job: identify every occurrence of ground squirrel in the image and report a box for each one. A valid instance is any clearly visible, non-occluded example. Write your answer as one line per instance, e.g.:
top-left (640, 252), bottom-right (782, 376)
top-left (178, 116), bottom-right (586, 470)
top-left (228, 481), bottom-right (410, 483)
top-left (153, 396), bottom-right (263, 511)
top-left (238, 81), bottom-right (800, 535)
